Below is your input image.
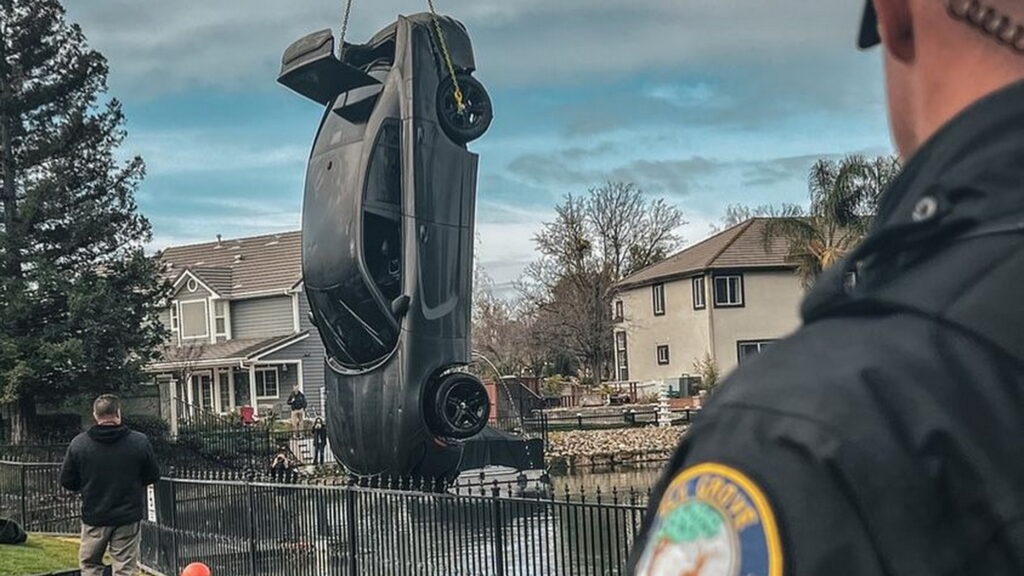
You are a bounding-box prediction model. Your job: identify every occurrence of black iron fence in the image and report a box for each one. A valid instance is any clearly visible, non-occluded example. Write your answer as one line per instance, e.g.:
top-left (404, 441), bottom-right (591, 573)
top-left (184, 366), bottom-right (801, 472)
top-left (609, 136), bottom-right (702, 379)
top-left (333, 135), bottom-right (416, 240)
top-left (145, 469), bottom-right (648, 576)
top-left (1, 460), bottom-right (650, 576)
top-left (0, 460), bottom-right (80, 533)
top-left (174, 398), bottom-right (276, 471)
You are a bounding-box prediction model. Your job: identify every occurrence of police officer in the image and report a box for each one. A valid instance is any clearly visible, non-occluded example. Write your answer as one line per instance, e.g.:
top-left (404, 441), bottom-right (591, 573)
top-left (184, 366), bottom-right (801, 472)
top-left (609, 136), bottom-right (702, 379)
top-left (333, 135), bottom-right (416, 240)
top-left (630, 1), bottom-right (1024, 574)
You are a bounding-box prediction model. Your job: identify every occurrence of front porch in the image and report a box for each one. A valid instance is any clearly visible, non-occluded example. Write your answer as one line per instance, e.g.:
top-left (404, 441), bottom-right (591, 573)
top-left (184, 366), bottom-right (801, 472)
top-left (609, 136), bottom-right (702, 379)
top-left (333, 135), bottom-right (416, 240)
top-left (148, 333), bottom-right (311, 424)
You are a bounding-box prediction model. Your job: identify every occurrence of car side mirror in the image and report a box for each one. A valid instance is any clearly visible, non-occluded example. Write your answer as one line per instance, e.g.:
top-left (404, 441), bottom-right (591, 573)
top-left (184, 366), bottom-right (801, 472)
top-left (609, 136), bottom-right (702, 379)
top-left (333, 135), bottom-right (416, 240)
top-left (391, 295), bottom-right (411, 318)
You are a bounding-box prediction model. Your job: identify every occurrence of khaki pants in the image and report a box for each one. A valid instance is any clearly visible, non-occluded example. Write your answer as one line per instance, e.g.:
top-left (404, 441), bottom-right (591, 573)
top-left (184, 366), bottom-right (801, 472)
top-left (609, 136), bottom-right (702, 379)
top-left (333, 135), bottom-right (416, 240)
top-left (291, 409), bottom-right (304, 430)
top-left (80, 521), bottom-right (141, 576)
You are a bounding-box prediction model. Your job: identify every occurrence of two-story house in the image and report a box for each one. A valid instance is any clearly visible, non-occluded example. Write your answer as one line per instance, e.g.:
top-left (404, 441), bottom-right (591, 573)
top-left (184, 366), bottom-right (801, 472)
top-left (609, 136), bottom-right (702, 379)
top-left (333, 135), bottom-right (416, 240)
top-left (148, 231), bottom-right (326, 420)
top-left (612, 218), bottom-right (804, 387)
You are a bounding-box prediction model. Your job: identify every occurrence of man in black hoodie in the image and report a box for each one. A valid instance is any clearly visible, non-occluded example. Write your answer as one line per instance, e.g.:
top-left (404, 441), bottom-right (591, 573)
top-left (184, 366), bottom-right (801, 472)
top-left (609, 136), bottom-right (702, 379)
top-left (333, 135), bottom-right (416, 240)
top-left (60, 394), bottom-right (161, 576)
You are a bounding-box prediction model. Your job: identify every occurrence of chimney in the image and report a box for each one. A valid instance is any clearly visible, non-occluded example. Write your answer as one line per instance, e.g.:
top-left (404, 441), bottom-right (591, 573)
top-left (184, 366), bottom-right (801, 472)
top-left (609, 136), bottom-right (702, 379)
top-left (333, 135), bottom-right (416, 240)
top-left (216, 234), bottom-right (223, 247)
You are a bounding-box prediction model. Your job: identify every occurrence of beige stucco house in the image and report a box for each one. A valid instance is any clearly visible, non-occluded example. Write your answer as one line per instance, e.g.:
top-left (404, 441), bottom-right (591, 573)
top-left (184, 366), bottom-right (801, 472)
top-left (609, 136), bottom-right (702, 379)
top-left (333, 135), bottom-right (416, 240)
top-left (611, 218), bottom-right (805, 389)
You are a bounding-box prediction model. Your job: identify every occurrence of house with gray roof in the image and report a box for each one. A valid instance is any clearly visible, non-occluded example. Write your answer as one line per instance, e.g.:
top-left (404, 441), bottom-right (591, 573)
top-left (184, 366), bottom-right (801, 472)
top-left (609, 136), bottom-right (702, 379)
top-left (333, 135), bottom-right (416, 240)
top-left (149, 231), bottom-right (326, 421)
top-left (611, 218), bottom-right (805, 387)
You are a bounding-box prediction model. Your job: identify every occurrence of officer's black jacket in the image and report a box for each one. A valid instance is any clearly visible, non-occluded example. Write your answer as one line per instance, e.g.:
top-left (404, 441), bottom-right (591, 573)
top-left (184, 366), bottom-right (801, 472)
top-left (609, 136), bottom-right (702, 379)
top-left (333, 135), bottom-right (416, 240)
top-left (631, 80), bottom-right (1024, 575)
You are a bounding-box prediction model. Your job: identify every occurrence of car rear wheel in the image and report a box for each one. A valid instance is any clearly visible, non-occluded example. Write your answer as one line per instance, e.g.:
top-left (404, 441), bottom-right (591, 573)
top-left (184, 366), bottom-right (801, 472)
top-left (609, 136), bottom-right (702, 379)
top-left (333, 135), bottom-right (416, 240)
top-left (426, 372), bottom-right (490, 439)
top-left (436, 74), bottom-right (493, 144)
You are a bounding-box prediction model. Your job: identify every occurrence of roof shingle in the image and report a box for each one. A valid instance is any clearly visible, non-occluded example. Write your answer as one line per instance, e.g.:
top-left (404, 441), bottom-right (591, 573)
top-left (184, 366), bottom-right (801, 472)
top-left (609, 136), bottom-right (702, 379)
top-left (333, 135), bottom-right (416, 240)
top-left (160, 231), bottom-right (302, 298)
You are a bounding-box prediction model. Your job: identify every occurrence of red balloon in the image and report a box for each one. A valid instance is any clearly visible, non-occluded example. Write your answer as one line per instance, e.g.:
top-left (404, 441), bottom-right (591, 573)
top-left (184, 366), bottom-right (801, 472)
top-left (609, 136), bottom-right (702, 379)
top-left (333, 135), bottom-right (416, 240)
top-left (181, 562), bottom-right (211, 576)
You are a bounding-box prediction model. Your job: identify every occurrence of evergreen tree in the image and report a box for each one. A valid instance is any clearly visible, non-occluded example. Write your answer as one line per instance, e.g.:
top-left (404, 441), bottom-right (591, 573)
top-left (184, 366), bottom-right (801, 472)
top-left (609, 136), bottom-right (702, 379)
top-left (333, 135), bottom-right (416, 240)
top-left (0, 0), bottom-right (167, 442)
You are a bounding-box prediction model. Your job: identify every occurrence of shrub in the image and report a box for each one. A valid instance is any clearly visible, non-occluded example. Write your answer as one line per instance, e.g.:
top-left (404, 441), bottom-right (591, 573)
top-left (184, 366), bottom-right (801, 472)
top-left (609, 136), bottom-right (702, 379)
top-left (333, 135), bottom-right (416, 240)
top-left (124, 414), bottom-right (170, 440)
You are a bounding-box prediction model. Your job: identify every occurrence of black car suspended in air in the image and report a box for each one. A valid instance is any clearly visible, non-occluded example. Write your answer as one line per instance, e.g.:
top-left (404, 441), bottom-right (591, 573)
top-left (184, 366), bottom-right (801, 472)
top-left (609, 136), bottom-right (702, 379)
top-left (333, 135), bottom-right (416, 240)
top-left (278, 13), bottom-right (493, 481)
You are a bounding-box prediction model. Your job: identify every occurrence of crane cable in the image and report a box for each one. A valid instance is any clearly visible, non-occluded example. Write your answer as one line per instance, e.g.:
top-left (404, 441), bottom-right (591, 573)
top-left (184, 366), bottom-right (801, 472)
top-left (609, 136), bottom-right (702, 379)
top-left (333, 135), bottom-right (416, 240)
top-left (426, 0), bottom-right (466, 113)
top-left (338, 0), bottom-right (354, 58)
top-left (336, 0), bottom-right (464, 112)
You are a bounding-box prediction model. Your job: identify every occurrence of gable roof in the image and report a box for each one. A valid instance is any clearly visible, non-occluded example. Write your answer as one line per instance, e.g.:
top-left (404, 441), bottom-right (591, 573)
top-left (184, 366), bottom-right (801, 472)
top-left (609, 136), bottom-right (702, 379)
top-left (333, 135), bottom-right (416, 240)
top-left (159, 231), bottom-right (302, 298)
top-left (617, 218), bottom-right (794, 289)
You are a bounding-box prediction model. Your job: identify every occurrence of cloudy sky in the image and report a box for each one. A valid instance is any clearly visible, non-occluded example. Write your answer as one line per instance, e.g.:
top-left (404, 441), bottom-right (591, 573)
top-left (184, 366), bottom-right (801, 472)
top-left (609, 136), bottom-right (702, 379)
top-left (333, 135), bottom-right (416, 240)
top-left (65, 1), bottom-right (893, 294)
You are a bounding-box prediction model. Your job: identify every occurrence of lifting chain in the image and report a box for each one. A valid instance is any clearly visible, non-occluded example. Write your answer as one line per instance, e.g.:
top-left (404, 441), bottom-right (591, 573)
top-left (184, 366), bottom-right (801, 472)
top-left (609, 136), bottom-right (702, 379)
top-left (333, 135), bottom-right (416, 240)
top-left (426, 0), bottom-right (466, 113)
top-left (338, 0), bottom-right (354, 58)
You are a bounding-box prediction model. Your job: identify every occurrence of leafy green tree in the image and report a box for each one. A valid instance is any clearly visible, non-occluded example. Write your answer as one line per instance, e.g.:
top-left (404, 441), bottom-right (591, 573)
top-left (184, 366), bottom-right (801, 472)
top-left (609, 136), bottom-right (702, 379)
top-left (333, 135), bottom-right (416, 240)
top-left (0, 0), bottom-right (167, 442)
top-left (763, 155), bottom-right (900, 286)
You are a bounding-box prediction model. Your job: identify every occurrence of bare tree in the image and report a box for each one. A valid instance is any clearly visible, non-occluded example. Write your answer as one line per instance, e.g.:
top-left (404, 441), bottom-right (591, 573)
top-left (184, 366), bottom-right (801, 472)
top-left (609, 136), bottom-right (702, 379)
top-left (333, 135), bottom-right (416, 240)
top-left (520, 182), bottom-right (685, 384)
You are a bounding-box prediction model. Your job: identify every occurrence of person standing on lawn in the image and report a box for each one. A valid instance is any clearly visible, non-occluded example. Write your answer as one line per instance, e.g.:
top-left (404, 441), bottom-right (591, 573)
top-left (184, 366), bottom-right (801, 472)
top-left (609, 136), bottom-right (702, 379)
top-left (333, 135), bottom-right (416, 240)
top-left (60, 394), bottom-right (161, 576)
top-left (286, 385), bottom-right (307, 432)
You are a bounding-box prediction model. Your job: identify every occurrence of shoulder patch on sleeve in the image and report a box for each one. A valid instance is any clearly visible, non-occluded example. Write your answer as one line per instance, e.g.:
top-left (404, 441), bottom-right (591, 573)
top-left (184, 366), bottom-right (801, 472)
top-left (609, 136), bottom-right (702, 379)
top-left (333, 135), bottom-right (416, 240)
top-left (635, 462), bottom-right (783, 576)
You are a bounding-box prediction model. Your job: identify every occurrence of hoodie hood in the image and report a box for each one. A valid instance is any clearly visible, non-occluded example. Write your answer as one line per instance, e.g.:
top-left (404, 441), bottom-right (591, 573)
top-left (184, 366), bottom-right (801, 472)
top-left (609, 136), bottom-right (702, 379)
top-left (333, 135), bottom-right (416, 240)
top-left (87, 424), bottom-right (131, 444)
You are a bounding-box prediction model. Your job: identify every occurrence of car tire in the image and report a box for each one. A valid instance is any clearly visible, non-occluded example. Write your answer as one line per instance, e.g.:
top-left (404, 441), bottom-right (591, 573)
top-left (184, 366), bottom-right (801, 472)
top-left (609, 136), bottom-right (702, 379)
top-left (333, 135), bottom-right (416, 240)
top-left (426, 372), bottom-right (490, 439)
top-left (436, 74), bottom-right (493, 144)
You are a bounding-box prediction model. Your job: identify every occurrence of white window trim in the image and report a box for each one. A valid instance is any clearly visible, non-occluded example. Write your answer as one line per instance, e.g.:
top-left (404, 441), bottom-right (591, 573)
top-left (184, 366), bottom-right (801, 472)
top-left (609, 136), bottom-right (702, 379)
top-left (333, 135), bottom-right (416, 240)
top-left (254, 366), bottom-right (280, 400)
top-left (652, 283), bottom-right (666, 316)
top-left (169, 306), bottom-right (179, 334)
top-left (179, 299), bottom-right (210, 340)
top-left (212, 298), bottom-right (231, 340)
top-left (693, 276), bottom-right (706, 309)
top-left (292, 293), bottom-right (301, 333)
top-left (657, 344), bottom-right (670, 365)
top-left (713, 275), bottom-right (744, 307)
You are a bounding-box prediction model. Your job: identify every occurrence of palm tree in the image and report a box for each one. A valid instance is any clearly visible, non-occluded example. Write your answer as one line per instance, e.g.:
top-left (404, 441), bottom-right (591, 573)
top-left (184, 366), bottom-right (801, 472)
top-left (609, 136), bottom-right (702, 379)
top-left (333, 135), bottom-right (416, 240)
top-left (763, 155), bottom-right (900, 286)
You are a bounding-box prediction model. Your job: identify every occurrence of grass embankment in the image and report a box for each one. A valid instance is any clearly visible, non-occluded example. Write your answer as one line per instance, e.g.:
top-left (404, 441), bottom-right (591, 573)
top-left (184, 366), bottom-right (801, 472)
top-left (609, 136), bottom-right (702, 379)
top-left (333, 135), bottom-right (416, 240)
top-left (0, 534), bottom-right (79, 576)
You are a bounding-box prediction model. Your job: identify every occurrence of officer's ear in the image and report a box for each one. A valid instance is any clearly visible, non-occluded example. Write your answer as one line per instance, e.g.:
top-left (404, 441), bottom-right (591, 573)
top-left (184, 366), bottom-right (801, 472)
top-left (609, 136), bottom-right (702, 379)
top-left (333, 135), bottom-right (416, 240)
top-left (873, 0), bottom-right (915, 61)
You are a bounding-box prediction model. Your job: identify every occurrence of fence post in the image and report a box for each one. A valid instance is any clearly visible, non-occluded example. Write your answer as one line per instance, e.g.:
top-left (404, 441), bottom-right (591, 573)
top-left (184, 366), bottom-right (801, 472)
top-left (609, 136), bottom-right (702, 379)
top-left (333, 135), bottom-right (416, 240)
top-left (491, 484), bottom-right (506, 576)
top-left (346, 482), bottom-right (358, 575)
top-left (247, 472), bottom-right (258, 576)
top-left (169, 472), bottom-right (179, 576)
top-left (19, 464), bottom-right (27, 527)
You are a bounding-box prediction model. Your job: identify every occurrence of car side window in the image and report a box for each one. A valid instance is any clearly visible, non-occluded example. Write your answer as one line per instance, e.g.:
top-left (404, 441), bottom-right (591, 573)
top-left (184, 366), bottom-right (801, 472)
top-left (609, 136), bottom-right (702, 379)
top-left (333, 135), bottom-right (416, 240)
top-left (363, 119), bottom-right (402, 306)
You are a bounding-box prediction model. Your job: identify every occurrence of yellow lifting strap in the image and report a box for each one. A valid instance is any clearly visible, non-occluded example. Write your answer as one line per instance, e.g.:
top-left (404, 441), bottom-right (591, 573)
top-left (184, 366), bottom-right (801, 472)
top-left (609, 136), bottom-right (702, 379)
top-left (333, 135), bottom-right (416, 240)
top-left (426, 0), bottom-right (466, 113)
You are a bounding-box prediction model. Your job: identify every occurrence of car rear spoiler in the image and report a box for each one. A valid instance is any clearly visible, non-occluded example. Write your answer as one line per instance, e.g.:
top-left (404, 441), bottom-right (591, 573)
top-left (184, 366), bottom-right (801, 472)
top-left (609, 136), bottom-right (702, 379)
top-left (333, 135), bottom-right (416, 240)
top-left (278, 29), bottom-right (380, 105)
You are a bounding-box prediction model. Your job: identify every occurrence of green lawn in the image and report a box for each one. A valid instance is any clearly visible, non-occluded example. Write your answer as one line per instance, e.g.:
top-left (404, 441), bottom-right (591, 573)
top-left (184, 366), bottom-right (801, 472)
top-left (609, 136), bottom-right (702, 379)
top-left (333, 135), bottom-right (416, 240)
top-left (0, 534), bottom-right (79, 576)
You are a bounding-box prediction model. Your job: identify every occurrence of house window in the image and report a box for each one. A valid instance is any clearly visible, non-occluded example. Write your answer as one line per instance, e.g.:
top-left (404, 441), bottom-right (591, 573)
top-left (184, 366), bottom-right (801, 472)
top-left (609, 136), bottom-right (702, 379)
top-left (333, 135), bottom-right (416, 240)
top-left (255, 367), bottom-right (280, 399)
top-left (615, 332), bottom-right (629, 381)
top-left (657, 345), bottom-right (670, 366)
top-left (614, 300), bottom-right (624, 321)
top-left (186, 278), bottom-right (198, 293)
top-left (169, 306), bottom-right (179, 334)
top-left (714, 275), bottom-right (744, 307)
top-left (738, 340), bottom-right (775, 364)
top-left (179, 300), bottom-right (209, 339)
top-left (652, 283), bottom-right (666, 316)
top-left (213, 300), bottom-right (228, 339)
top-left (692, 277), bottom-right (706, 310)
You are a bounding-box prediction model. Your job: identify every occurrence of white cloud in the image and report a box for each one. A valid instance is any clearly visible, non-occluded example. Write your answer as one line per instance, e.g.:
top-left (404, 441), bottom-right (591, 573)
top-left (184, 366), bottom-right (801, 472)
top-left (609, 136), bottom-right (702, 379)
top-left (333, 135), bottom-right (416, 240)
top-left (66, 0), bottom-right (868, 97)
top-left (127, 130), bottom-right (307, 175)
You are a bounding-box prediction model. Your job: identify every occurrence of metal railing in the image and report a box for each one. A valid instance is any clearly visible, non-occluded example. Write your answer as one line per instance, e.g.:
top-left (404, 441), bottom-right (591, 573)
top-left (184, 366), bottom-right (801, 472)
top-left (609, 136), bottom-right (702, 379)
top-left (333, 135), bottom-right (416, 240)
top-left (0, 460), bottom-right (81, 534)
top-left (144, 468), bottom-right (648, 576)
top-left (1, 460), bottom-right (652, 576)
top-left (174, 398), bottom-right (275, 471)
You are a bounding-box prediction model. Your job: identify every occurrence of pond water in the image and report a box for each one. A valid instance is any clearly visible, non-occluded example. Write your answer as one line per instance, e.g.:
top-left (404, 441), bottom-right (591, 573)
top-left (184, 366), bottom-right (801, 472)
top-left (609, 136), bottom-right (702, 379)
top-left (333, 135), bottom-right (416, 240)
top-left (551, 463), bottom-right (665, 499)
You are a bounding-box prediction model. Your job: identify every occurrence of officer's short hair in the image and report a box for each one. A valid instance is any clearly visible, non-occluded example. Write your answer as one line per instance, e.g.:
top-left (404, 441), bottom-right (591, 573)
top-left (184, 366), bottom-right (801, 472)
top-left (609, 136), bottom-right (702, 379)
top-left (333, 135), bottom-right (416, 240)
top-left (93, 394), bottom-right (121, 418)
